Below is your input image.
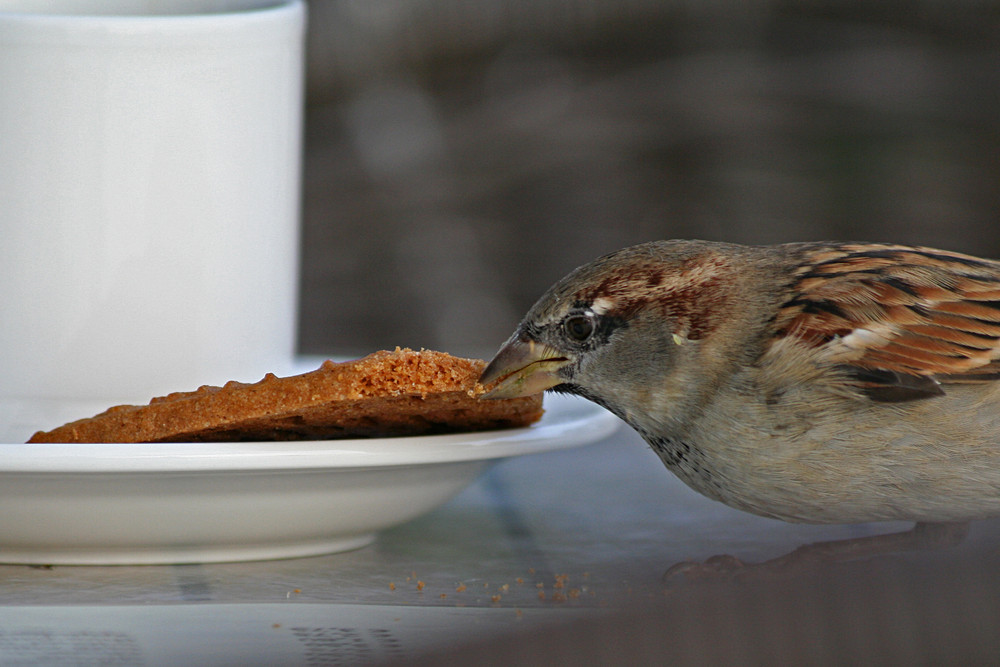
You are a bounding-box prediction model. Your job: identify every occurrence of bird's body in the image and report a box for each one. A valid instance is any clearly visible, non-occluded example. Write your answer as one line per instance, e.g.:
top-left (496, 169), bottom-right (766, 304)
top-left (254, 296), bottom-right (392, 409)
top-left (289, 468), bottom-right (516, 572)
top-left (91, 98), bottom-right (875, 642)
top-left (480, 240), bottom-right (1000, 529)
top-left (643, 368), bottom-right (1000, 524)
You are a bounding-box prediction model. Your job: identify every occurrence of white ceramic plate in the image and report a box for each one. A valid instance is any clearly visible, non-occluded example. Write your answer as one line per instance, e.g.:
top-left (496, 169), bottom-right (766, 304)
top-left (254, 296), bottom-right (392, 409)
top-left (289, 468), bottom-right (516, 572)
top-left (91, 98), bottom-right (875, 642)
top-left (0, 393), bottom-right (619, 565)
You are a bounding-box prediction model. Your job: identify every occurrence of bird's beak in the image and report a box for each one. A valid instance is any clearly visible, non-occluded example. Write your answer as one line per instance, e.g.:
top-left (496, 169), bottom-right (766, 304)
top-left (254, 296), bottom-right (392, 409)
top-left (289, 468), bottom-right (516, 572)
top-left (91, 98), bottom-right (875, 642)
top-left (478, 337), bottom-right (571, 399)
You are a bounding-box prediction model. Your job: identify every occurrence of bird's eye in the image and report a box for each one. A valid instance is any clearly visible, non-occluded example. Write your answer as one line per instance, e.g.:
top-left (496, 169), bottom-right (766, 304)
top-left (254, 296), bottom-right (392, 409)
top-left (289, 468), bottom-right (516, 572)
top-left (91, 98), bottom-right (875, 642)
top-left (563, 314), bottom-right (595, 342)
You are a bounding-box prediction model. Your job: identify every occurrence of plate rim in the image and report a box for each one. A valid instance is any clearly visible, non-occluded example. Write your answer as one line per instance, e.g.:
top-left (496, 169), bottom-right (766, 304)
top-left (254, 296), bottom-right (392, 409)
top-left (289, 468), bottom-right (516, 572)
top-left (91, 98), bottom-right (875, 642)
top-left (0, 394), bottom-right (620, 474)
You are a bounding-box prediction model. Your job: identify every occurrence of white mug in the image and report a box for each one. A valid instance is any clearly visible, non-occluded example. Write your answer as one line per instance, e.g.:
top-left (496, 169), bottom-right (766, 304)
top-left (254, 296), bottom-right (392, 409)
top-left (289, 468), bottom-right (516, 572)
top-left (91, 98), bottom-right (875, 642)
top-left (0, 0), bottom-right (306, 441)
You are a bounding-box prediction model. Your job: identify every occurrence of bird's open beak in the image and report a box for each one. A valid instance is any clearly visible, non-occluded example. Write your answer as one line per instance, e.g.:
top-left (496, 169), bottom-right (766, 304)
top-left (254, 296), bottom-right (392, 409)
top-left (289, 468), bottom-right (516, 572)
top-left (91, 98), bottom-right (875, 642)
top-left (478, 337), bottom-right (571, 399)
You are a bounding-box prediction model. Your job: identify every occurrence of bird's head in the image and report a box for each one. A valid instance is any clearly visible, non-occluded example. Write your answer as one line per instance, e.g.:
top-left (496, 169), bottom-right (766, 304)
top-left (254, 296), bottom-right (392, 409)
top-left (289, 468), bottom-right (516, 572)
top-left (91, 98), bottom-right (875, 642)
top-left (479, 240), bottom-right (767, 431)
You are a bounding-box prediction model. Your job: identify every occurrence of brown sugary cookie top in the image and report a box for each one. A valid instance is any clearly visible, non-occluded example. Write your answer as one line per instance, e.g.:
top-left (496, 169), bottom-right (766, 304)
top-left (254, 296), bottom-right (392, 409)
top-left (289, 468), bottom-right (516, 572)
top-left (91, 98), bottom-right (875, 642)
top-left (27, 348), bottom-right (544, 443)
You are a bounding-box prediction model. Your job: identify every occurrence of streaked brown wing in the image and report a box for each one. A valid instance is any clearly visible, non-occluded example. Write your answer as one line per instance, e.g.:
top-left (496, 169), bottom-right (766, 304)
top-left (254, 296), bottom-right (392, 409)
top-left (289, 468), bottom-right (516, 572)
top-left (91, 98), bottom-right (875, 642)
top-left (773, 244), bottom-right (1000, 401)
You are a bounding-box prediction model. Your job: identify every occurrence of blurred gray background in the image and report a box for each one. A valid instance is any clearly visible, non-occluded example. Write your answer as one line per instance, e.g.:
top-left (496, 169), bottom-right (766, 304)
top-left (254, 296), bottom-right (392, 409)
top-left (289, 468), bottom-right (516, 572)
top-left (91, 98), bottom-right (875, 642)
top-left (297, 0), bottom-right (1000, 359)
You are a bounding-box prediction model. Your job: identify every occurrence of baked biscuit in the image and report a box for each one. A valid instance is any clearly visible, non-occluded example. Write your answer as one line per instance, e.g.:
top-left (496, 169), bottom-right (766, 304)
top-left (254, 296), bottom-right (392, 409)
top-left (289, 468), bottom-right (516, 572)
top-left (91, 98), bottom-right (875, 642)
top-left (27, 348), bottom-right (544, 443)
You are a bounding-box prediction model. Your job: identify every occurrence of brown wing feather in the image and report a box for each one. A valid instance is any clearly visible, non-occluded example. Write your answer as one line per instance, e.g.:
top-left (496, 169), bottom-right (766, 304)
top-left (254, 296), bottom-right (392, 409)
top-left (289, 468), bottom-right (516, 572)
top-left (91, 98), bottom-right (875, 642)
top-left (773, 243), bottom-right (1000, 401)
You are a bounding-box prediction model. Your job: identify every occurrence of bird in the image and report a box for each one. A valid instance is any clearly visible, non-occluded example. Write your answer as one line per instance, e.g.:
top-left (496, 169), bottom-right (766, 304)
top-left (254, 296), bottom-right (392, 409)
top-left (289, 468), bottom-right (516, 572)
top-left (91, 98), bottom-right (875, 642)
top-left (478, 240), bottom-right (1000, 575)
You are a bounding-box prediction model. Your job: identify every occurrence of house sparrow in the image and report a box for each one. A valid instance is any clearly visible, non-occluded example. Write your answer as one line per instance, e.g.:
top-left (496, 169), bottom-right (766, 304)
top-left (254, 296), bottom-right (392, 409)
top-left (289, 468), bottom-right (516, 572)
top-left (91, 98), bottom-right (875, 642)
top-left (479, 240), bottom-right (1000, 572)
